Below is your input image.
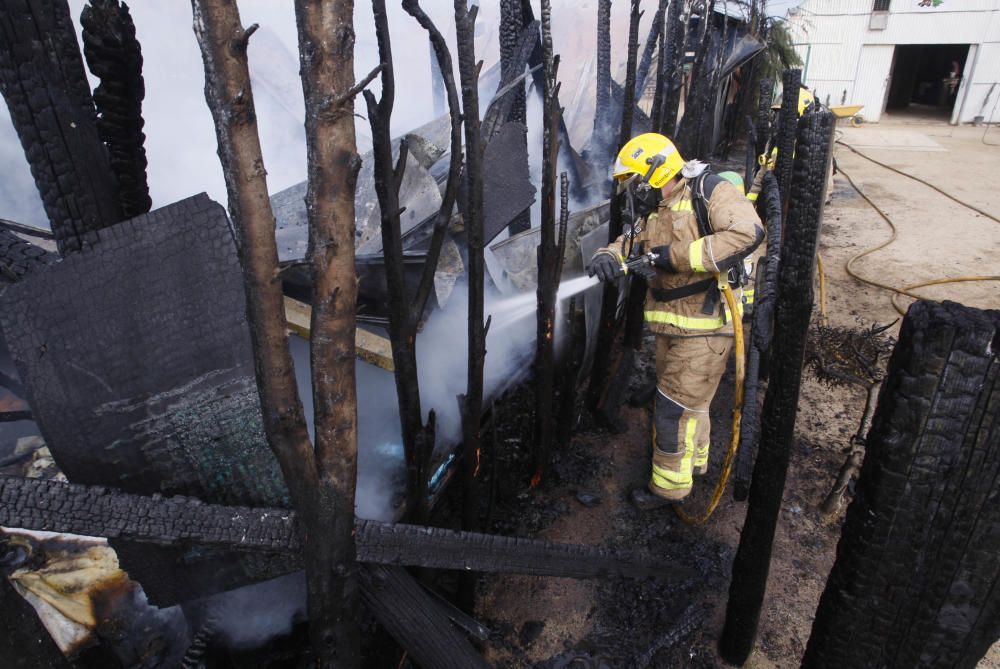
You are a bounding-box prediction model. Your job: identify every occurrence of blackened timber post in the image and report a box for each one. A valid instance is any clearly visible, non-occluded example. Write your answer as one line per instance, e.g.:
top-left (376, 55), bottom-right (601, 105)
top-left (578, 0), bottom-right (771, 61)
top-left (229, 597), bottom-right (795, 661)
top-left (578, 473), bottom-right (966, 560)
top-left (719, 109), bottom-right (835, 665)
top-left (80, 0), bottom-right (151, 219)
top-left (773, 69), bottom-right (802, 214)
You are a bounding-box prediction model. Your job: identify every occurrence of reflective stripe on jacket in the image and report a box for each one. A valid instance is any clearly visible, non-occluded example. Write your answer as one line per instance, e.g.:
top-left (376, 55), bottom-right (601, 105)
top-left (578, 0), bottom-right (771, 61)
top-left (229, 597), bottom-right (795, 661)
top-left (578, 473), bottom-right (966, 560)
top-left (599, 176), bottom-right (764, 336)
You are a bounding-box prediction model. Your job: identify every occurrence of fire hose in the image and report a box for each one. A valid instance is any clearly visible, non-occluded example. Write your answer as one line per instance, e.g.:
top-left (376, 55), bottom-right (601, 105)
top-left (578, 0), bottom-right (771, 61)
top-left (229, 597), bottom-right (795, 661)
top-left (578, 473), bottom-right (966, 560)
top-left (620, 256), bottom-right (746, 525)
top-left (836, 140), bottom-right (1000, 316)
top-left (675, 278), bottom-right (744, 526)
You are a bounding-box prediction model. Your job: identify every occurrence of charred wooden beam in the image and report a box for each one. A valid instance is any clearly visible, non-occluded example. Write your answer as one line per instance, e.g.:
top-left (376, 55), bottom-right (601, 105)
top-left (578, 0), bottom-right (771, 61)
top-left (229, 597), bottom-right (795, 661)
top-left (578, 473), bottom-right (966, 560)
top-left (361, 565), bottom-right (489, 669)
top-left (803, 301), bottom-right (1000, 668)
top-left (0, 475), bottom-right (671, 581)
top-left (0, 0), bottom-right (123, 254)
top-left (80, 0), bottom-right (151, 219)
top-left (498, 0), bottom-right (531, 235)
top-left (719, 109), bottom-right (835, 665)
top-left (773, 69), bottom-right (802, 213)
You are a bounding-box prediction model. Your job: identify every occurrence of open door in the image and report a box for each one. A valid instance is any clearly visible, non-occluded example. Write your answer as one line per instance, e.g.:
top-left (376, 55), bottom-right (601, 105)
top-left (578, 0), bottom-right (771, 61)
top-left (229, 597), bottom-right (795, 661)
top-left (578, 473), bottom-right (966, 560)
top-left (854, 45), bottom-right (895, 123)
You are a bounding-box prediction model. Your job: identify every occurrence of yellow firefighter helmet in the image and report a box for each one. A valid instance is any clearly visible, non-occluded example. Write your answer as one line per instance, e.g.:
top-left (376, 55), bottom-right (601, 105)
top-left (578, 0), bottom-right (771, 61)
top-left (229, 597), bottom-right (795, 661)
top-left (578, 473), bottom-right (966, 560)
top-left (771, 85), bottom-right (817, 116)
top-left (612, 133), bottom-right (686, 189)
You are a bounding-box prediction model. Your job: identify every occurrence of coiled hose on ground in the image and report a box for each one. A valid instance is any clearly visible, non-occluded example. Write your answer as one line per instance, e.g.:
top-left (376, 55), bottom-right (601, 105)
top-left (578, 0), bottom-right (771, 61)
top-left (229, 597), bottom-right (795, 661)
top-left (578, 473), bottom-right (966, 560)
top-left (835, 140), bottom-right (1000, 316)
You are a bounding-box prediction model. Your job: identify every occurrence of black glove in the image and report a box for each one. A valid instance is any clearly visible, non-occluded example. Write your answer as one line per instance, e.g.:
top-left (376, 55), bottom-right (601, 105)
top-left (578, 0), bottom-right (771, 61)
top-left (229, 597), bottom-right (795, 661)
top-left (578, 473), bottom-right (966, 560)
top-left (649, 245), bottom-right (676, 272)
top-left (587, 252), bottom-right (624, 283)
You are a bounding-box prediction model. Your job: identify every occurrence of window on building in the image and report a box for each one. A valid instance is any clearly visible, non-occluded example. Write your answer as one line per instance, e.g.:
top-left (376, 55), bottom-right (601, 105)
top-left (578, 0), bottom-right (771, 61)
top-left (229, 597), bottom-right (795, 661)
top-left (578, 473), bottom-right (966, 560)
top-left (872, 0), bottom-right (890, 11)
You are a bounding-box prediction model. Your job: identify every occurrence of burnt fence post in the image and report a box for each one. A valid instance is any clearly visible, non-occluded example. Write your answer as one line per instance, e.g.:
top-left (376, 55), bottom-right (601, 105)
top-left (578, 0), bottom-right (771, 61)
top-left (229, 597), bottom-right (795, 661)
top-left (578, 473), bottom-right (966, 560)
top-left (802, 300), bottom-right (1000, 669)
top-left (719, 108), bottom-right (835, 665)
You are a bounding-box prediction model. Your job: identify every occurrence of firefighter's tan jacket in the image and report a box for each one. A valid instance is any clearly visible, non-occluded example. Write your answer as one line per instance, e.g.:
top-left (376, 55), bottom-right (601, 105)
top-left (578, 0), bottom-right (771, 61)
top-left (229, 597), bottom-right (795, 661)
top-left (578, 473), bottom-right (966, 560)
top-left (595, 176), bottom-right (764, 337)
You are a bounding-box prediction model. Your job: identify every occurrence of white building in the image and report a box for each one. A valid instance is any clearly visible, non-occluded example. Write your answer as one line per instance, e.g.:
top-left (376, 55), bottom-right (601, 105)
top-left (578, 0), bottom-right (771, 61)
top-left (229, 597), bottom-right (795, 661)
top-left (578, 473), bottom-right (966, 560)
top-left (785, 0), bottom-right (1000, 124)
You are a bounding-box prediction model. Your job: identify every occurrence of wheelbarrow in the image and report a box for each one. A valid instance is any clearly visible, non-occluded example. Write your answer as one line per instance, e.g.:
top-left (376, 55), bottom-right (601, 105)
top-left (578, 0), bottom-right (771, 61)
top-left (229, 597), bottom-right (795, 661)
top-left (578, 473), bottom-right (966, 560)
top-left (830, 104), bottom-right (865, 127)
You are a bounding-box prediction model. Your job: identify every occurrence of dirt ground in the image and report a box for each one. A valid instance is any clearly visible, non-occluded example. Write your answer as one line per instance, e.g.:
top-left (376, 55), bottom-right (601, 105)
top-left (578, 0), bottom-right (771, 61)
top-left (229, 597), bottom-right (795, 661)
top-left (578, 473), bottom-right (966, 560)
top-left (475, 115), bottom-right (1000, 668)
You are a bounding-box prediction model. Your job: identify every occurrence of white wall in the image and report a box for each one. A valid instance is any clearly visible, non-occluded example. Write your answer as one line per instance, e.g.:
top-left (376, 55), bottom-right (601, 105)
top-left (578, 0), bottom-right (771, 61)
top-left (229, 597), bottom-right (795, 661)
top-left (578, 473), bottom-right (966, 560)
top-left (788, 0), bottom-right (1000, 122)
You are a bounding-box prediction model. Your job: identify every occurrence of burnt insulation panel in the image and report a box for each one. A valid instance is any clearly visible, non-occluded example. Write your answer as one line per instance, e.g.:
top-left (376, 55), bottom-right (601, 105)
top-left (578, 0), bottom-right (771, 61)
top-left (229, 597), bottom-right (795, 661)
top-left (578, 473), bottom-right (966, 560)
top-left (0, 193), bottom-right (292, 604)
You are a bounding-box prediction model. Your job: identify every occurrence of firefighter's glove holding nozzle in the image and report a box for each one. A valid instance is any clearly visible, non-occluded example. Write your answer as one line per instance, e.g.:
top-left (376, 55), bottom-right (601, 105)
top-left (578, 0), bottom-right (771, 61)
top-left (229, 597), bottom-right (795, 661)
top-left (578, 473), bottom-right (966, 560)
top-left (587, 251), bottom-right (626, 283)
top-left (648, 245), bottom-right (677, 272)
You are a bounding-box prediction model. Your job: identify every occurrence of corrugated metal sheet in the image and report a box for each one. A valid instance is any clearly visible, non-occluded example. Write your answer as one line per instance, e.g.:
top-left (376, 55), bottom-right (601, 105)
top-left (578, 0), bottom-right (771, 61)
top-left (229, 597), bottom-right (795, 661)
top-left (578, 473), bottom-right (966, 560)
top-left (853, 45), bottom-right (895, 122)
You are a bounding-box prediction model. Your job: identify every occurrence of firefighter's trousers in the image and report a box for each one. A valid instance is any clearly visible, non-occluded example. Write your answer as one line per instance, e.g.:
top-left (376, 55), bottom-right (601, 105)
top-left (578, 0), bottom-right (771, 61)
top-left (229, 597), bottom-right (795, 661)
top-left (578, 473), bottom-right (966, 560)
top-left (649, 334), bottom-right (733, 501)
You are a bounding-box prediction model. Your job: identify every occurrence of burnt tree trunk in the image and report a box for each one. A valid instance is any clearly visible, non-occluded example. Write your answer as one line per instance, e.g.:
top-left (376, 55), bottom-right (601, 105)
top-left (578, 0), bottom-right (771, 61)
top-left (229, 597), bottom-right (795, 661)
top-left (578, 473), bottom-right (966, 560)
top-left (532, 0), bottom-right (565, 485)
top-left (0, 576), bottom-right (71, 668)
top-left (193, 0), bottom-right (362, 665)
top-left (455, 0), bottom-right (486, 537)
top-left (754, 80), bottom-right (774, 165)
top-left (0, 0), bottom-right (123, 254)
top-left (80, 0), bottom-right (151, 218)
top-left (719, 109), bottom-right (834, 666)
top-left (293, 1), bottom-right (364, 664)
top-left (403, 0), bottom-right (465, 328)
top-left (803, 301), bottom-right (1000, 669)
top-left (364, 0), bottom-right (429, 524)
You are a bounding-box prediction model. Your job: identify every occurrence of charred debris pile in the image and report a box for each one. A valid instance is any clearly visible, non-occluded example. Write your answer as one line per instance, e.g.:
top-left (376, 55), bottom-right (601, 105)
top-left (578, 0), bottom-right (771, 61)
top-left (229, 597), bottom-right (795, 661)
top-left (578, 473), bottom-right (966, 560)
top-left (1, 1), bottom-right (999, 668)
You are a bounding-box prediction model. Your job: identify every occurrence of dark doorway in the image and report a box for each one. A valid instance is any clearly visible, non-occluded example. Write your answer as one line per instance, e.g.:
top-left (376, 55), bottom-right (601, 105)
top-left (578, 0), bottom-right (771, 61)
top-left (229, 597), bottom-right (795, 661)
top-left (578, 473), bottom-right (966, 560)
top-left (886, 44), bottom-right (969, 118)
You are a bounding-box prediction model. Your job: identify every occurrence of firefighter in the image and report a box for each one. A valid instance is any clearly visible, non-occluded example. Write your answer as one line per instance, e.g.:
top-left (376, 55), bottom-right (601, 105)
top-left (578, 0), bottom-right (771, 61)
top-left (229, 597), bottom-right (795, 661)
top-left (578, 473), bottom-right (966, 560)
top-left (587, 133), bottom-right (764, 510)
top-left (747, 84), bottom-right (816, 203)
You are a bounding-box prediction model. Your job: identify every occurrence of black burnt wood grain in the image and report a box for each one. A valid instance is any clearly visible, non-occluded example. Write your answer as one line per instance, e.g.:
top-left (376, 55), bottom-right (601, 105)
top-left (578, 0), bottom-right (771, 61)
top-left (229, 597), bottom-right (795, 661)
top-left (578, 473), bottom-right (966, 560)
top-left (802, 301), bottom-right (1000, 669)
top-left (733, 170), bottom-right (783, 501)
top-left (0, 475), bottom-right (667, 582)
top-left (80, 0), bottom-right (151, 219)
top-left (720, 109), bottom-right (834, 665)
top-left (0, 0), bottom-right (123, 254)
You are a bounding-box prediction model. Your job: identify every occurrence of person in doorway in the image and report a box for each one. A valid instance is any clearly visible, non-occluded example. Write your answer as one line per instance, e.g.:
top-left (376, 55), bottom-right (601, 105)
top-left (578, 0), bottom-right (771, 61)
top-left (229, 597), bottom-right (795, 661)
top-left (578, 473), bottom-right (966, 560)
top-left (587, 133), bottom-right (764, 509)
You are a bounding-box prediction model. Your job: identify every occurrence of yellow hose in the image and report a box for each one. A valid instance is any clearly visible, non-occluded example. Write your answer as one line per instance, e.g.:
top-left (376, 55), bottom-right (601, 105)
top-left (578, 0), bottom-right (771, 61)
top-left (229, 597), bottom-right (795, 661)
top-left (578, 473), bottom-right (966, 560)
top-left (676, 278), bottom-right (745, 526)
top-left (838, 146), bottom-right (1000, 316)
top-left (817, 253), bottom-right (829, 326)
